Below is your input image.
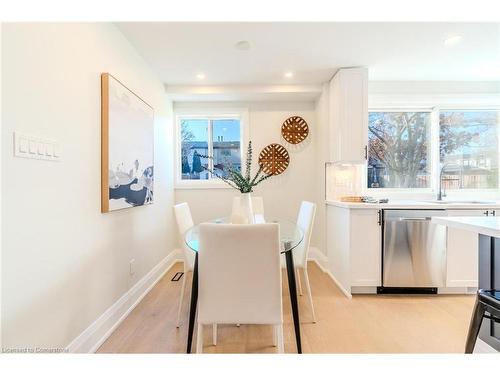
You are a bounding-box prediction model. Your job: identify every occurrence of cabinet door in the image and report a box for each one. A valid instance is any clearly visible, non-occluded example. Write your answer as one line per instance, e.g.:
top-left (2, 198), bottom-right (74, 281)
top-left (446, 210), bottom-right (485, 287)
top-left (328, 67), bottom-right (368, 163)
top-left (326, 206), bottom-right (351, 292)
top-left (350, 209), bottom-right (382, 286)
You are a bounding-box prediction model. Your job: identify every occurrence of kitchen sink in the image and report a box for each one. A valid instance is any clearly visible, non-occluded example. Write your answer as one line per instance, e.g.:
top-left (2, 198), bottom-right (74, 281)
top-left (422, 200), bottom-right (496, 204)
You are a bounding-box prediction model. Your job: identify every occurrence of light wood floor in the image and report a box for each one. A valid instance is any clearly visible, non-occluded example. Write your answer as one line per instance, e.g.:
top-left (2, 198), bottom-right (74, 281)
top-left (97, 262), bottom-right (475, 353)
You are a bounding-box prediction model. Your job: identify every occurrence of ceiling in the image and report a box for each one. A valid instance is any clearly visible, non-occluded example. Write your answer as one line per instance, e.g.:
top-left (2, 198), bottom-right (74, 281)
top-left (116, 22), bottom-right (500, 85)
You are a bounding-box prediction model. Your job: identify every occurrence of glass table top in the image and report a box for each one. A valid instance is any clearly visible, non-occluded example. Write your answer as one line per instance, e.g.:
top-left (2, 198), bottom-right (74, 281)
top-left (184, 217), bottom-right (304, 254)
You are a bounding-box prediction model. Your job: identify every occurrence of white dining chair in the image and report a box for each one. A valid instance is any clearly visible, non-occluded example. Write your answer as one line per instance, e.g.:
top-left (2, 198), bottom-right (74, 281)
top-left (173, 202), bottom-right (196, 328)
top-left (284, 201), bottom-right (317, 323)
top-left (231, 196), bottom-right (265, 222)
top-left (196, 223), bottom-right (284, 353)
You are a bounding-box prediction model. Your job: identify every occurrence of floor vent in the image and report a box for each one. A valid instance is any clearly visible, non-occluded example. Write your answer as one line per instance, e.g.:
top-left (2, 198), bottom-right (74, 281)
top-left (171, 272), bottom-right (184, 282)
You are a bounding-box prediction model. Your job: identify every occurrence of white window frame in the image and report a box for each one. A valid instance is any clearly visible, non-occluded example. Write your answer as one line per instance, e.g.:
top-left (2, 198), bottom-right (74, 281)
top-left (365, 104), bottom-right (500, 195)
top-left (174, 107), bottom-right (249, 189)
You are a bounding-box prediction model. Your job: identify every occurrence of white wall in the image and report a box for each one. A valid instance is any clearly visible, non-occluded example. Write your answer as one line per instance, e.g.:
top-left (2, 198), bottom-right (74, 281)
top-left (1, 23), bottom-right (175, 349)
top-left (174, 101), bottom-right (322, 247)
top-left (313, 83), bottom-right (329, 256)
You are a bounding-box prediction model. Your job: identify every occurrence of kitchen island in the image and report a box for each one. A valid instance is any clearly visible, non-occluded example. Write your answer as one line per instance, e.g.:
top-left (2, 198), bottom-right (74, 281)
top-left (432, 216), bottom-right (500, 352)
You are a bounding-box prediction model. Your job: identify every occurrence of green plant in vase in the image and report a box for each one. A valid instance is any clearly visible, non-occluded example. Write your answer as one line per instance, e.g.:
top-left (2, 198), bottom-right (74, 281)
top-left (197, 141), bottom-right (273, 223)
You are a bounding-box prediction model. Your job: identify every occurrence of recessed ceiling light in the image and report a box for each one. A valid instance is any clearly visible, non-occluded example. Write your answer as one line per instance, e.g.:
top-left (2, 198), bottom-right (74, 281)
top-left (196, 73), bottom-right (205, 79)
top-left (444, 35), bottom-right (462, 47)
top-left (284, 72), bottom-right (293, 78)
top-left (235, 40), bottom-right (251, 51)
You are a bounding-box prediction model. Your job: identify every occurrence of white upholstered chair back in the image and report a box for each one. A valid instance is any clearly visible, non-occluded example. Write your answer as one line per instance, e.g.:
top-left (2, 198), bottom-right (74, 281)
top-left (197, 223), bottom-right (282, 325)
top-left (293, 201), bottom-right (316, 269)
top-left (174, 202), bottom-right (195, 271)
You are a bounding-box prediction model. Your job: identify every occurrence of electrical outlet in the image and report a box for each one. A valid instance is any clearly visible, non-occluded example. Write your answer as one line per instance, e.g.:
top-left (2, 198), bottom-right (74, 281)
top-left (129, 259), bottom-right (136, 276)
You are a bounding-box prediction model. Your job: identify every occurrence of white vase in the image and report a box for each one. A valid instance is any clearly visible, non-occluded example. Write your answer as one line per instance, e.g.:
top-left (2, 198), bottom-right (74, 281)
top-left (232, 192), bottom-right (255, 224)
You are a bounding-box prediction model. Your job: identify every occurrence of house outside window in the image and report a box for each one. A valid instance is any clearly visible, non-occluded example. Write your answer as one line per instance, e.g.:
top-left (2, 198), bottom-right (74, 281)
top-left (439, 110), bottom-right (499, 190)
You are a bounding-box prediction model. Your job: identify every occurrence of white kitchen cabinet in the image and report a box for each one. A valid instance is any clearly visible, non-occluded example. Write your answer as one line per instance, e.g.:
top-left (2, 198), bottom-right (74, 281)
top-left (328, 67), bottom-right (368, 163)
top-left (327, 205), bottom-right (381, 295)
top-left (445, 209), bottom-right (494, 287)
top-left (350, 209), bottom-right (382, 287)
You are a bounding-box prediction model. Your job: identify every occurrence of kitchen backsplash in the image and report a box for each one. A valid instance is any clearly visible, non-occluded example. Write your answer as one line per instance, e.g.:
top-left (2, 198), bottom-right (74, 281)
top-left (325, 163), bottom-right (363, 201)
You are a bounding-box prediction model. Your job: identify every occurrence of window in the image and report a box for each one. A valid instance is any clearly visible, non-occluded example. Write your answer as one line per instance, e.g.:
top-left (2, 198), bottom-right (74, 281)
top-left (180, 119), bottom-right (210, 180)
top-left (177, 112), bottom-right (244, 185)
top-left (440, 110), bottom-right (499, 190)
top-left (212, 119), bottom-right (241, 178)
top-left (368, 111), bottom-right (431, 189)
top-left (367, 108), bottom-right (500, 191)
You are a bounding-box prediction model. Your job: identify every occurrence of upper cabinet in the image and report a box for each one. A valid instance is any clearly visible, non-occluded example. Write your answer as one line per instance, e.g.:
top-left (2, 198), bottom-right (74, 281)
top-left (328, 67), bottom-right (368, 163)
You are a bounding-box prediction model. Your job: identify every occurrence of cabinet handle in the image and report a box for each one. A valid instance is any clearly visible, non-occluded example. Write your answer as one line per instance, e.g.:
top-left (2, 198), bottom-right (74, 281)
top-left (484, 211), bottom-right (489, 216)
top-left (364, 145), bottom-right (368, 160)
top-left (377, 210), bottom-right (382, 225)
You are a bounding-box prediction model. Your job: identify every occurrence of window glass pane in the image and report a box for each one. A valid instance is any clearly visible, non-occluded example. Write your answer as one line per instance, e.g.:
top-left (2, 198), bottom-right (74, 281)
top-left (439, 110), bottom-right (499, 189)
top-left (368, 112), bottom-right (431, 188)
top-left (212, 119), bottom-right (241, 178)
top-left (180, 119), bottom-right (209, 180)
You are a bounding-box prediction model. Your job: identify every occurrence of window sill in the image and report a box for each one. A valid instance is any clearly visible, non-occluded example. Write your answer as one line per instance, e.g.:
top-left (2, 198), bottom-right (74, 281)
top-left (174, 181), bottom-right (236, 190)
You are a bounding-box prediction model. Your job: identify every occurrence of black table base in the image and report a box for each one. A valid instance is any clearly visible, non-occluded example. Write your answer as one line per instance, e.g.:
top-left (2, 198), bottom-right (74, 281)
top-left (186, 252), bottom-right (198, 353)
top-left (185, 250), bottom-right (302, 353)
top-left (285, 249), bottom-right (302, 353)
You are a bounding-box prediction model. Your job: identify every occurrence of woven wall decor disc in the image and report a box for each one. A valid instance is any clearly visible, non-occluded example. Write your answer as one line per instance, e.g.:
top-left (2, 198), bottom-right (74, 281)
top-left (258, 143), bottom-right (290, 176)
top-left (281, 116), bottom-right (309, 144)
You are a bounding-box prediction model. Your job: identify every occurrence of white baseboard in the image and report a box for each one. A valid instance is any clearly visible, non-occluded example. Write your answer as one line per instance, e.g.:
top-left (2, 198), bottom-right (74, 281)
top-left (308, 247), bottom-right (352, 299)
top-left (308, 247), bottom-right (329, 270)
top-left (66, 249), bottom-right (183, 353)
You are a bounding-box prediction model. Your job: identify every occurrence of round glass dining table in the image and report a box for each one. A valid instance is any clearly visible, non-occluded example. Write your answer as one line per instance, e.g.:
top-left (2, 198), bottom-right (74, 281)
top-left (183, 217), bottom-right (305, 354)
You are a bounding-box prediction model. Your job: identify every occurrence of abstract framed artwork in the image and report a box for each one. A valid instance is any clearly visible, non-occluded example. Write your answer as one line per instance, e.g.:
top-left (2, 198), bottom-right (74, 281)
top-left (101, 73), bottom-right (154, 213)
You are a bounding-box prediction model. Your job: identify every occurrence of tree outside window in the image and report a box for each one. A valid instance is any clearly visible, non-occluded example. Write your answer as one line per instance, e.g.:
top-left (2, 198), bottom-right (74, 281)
top-left (368, 112), bottom-right (431, 188)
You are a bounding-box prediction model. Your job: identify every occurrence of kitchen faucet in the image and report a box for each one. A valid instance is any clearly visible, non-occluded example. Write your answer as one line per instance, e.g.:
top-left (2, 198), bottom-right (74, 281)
top-left (437, 163), bottom-right (449, 201)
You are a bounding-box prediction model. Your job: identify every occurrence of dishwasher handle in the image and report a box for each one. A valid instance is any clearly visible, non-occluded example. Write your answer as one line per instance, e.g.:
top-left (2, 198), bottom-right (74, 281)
top-left (398, 217), bottom-right (432, 222)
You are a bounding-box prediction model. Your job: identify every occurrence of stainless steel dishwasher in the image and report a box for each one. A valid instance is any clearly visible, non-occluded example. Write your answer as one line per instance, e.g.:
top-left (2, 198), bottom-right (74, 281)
top-left (381, 210), bottom-right (447, 292)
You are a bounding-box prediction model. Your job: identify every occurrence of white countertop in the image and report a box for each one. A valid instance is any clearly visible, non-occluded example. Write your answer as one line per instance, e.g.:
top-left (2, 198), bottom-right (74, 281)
top-left (432, 216), bottom-right (500, 238)
top-left (326, 199), bottom-right (500, 210)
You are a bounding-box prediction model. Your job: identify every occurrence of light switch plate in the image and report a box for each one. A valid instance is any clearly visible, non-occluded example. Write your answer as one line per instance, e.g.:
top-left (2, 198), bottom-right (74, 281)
top-left (14, 132), bottom-right (60, 161)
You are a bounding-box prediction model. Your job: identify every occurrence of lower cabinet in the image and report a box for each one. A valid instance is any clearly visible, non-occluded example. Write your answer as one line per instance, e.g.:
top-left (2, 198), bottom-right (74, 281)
top-left (327, 206), bottom-right (381, 294)
top-left (445, 209), bottom-right (488, 288)
top-left (350, 209), bottom-right (382, 287)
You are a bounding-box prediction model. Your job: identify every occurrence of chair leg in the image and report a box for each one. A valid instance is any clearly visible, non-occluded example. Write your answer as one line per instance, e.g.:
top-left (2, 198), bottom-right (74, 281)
top-left (176, 270), bottom-right (188, 328)
top-left (212, 324), bottom-right (217, 346)
top-left (303, 268), bottom-right (317, 323)
top-left (296, 268), bottom-right (303, 296)
top-left (196, 323), bottom-right (203, 353)
top-left (276, 324), bottom-right (284, 353)
top-left (465, 299), bottom-right (487, 353)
